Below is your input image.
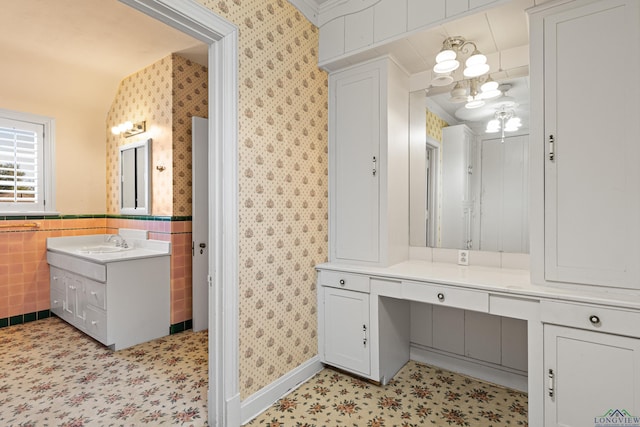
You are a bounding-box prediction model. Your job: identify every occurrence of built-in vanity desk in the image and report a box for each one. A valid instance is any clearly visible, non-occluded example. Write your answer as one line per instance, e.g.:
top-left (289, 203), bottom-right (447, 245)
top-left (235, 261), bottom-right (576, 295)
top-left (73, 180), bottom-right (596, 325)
top-left (47, 230), bottom-right (171, 350)
top-left (317, 258), bottom-right (640, 427)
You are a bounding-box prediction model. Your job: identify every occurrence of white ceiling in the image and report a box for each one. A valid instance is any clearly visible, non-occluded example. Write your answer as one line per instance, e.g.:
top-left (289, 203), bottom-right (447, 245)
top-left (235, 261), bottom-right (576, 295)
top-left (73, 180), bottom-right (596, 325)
top-left (4, 0), bottom-right (531, 132)
top-left (1, 0), bottom-right (207, 113)
top-left (289, 0), bottom-right (534, 133)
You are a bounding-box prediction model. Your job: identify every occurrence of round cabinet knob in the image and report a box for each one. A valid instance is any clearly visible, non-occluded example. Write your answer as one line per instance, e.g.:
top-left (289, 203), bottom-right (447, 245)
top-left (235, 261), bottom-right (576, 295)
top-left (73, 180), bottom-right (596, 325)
top-left (589, 315), bottom-right (601, 326)
top-left (339, 279), bottom-right (345, 286)
top-left (437, 292), bottom-right (445, 302)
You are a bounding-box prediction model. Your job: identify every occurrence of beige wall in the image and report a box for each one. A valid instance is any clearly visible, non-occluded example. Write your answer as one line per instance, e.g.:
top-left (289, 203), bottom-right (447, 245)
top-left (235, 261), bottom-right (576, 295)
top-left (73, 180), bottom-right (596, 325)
top-left (197, 0), bottom-right (329, 398)
top-left (0, 81), bottom-right (107, 215)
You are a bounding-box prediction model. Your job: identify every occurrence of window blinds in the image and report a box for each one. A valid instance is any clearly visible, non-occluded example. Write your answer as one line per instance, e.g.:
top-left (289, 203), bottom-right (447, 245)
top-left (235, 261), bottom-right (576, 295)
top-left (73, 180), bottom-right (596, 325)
top-left (0, 119), bottom-right (42, 204)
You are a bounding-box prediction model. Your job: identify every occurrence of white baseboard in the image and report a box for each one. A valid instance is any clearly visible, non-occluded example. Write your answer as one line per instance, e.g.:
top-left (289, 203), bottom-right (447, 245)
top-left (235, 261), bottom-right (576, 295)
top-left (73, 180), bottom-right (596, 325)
top-left (410, 344), bottom-right (528, 392)
top-left (240, 356), bottom-right (324, 425)
top-left (225, 393), bottom-right (241, 427)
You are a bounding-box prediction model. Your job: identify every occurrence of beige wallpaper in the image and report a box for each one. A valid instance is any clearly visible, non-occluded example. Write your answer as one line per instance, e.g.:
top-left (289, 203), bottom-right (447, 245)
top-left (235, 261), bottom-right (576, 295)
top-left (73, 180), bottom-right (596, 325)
top-left (197, 0), bottom-right (329, 398)
top-left (106, 54), bottom-right (208, 216)
top-left (427, 109), bottom-right (448, 142)
top-left (172, 54), bottom-right (208, 215)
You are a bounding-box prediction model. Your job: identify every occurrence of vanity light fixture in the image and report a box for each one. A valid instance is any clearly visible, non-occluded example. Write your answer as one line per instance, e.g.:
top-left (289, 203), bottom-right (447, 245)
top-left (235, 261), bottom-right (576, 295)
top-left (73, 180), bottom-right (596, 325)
top-left (111, 120), bottom-right (146, 138)
top-left (432, 37), bottom-right (490, 84)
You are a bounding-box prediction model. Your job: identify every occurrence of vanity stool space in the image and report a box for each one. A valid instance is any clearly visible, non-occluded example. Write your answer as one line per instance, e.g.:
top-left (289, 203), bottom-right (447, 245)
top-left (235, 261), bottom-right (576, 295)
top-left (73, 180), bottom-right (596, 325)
top-left (47, 232), bottom-right (171, 350)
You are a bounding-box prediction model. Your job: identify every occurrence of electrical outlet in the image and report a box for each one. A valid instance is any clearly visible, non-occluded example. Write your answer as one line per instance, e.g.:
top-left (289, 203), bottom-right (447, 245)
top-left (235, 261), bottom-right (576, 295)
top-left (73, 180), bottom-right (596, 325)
top-left (458, 250), bottom-right (469, 266)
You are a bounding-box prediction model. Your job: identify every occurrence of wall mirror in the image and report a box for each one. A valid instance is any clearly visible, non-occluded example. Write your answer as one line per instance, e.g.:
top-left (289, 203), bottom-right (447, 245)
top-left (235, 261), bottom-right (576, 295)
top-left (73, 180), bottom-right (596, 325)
top-left (409, 76), bottom-right (530, 253)
top-left (120, 138), bottom-right (151, 215)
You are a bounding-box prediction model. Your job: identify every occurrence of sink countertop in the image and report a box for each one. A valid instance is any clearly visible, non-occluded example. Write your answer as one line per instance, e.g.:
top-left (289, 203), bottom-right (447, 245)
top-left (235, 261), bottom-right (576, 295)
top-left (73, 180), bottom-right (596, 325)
top-left (47, 234), bottom-right (171, 264)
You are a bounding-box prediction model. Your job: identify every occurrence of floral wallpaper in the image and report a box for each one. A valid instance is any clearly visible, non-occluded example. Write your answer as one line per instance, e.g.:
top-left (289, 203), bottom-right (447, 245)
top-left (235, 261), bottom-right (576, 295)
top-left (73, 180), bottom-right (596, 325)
top-left (197, 0), bottom-right (329, 398)
top-left (427, 108), bottom-right (448, 143)
top-left (106, 54), bottom-right (208, 216)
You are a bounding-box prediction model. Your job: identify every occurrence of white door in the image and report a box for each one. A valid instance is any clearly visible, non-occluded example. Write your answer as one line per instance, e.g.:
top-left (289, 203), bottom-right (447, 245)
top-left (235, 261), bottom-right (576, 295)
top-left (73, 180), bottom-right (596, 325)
top-left (544, 324), bottom-right (640, 426)
top-left (192, 117), bottom-right (208, 332)
top-left (323, 287), bottom-right (370, 377)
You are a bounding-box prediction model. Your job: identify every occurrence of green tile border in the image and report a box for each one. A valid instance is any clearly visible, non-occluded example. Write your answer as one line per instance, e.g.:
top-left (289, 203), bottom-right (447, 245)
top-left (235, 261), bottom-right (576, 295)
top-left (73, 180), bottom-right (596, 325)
top-left (0, 214), bottom-right (192, 221)
top-left (169, 319), bottom-right (194, 334)
top-left (0, 310), bottom-right (50, 329)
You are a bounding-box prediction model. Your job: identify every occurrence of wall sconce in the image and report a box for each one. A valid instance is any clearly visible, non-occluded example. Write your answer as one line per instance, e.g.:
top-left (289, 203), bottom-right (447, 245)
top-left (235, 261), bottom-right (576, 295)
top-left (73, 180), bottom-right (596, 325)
top-left (111, 120), bottom-right (146, 138)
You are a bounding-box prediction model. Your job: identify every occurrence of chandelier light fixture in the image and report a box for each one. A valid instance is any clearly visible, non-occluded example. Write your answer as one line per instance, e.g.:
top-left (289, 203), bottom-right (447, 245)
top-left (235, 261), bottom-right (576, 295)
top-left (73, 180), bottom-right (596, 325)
top-left (486, 106), bottom-right (522, 142)
top-left (431, 36), bottom-right (498, 109)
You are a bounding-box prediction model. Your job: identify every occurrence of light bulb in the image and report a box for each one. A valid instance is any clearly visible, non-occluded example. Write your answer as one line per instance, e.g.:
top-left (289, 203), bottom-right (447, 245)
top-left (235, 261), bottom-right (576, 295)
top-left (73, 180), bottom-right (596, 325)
top-left (436, 49), bottom-right (456, 63)
top-left (466, 99), bottom-right (485, 109)
top-left (465, 51), bottom-right (487, 67)
top-left (481, 79), bottom-right (499, 92)
top-left (434, 59), bottom-right (460, 74)
top-left (464, 63), bottom-right (490, 78)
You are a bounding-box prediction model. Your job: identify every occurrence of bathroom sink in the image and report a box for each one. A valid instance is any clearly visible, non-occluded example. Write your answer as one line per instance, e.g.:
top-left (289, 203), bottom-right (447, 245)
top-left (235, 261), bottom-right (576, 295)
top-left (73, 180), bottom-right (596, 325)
top-left (77, 245), bottom-right (130, 254)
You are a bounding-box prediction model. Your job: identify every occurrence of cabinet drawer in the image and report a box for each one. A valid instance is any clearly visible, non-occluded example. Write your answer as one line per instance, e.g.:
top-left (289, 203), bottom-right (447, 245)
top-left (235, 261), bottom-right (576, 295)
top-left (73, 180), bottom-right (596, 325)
top-left (84, 306), bottom-right (108, 344)
top-left (318, 270), bottom-right (370, 293)
top-left (85, 280), bottom-right (106, 310)
top-left (402, 281), bottom-right (489, 312)
top-left (541, 300), bottom-right (640, 339)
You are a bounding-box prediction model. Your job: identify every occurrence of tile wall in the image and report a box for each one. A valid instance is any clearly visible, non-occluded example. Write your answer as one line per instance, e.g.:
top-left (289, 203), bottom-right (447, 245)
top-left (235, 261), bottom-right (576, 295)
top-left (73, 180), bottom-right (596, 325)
top-left (0, 216), bottom-right (192, 330)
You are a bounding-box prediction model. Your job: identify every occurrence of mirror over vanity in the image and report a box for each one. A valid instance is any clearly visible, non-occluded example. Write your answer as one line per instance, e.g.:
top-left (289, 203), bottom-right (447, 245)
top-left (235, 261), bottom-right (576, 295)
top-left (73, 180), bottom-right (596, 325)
top-left (120, 138), bottom-right (151, 215)
top-left (409, 77), bottom-right (530, 254)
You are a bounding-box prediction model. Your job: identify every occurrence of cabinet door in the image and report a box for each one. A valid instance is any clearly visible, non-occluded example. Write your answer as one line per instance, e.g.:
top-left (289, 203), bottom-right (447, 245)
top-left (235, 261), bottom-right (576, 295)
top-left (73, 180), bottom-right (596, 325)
top-left (441, 125), bottom-right (476, 249)
top-left (323, 287), bottom-right (370, 376)
top-left (330, 67), bottom-right (380, 263)
top-left (544, 0), bottom-right (640, 288)
top-left (544, 324), bottom-right (640, 426)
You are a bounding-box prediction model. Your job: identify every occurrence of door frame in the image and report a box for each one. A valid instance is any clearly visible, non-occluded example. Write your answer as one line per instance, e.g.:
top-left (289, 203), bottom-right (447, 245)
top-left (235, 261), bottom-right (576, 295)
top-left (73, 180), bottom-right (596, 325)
top-left (119, 1), bottom-right (239, 425)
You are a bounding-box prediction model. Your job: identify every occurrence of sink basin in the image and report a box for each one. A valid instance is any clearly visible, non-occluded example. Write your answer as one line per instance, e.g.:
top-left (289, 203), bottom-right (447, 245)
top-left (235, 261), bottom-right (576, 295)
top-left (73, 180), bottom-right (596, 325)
top-left (77, 245), bottom-right (129, 254)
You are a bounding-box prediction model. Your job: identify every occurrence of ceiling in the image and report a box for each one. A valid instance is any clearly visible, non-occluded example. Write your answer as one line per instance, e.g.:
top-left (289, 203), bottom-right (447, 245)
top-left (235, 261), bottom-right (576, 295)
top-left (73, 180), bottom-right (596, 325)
top-left (291, 0), bottom-right (534, 133)
top-left (3, 0), bottom-right (531, 132)
top-left (1, 0), bottom-right (207, 113)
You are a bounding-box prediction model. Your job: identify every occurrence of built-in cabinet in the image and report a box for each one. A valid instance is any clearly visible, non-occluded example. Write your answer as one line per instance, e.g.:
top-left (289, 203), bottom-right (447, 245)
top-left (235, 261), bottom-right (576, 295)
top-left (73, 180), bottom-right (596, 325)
top-left (440, 124), bottom-right (477, 250)
top-left (48, 250), bottom-right (170, 350)
top-left (531, 0), bottom-right (640, 289)
top-left (319, 0), bottom-right (640, 426)
top-left (328, 56), bottom-right (409, 266)
top-left (322, 286), bottom-right (371, 377)
top-left (542, 302), bottom-right (640, 426)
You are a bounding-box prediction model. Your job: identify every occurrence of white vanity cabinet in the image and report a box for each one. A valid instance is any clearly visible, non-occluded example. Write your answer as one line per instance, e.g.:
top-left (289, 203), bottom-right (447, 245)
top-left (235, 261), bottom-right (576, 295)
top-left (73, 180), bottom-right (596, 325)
top-left (441, 124), bottom-right (478, 250)
top-left (318, 269), bottom-right (410, 384)
top-left (529, 0), bottom-right (640, 289)
top-left (323, 287), bottom-right (371, 377)
top-left (50, 266), bottom-right (107, 339)
top-left (328, 56), bottom-right (409, 267)
top-left (542, 301), bottom-right (640, 426)
top-left (47, 240), bottom-right (170, 351)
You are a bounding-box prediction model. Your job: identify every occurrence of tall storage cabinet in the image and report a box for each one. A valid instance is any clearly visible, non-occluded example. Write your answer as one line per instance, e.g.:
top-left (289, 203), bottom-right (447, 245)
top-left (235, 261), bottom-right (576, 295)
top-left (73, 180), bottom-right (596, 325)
top-left (530, 0), bottom-right (640, 289)
top-left (328, 56), bottom-right (409, 266)
top-left (530, 1), bottom-right (640, 425)
top-left (440, 124), bottom-right (477, 250)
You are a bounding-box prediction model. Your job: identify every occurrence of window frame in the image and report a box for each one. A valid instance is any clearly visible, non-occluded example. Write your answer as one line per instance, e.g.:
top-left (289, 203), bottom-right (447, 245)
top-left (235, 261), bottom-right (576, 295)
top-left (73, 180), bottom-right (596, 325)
top-left (0, 108), bottom-right (56, 215)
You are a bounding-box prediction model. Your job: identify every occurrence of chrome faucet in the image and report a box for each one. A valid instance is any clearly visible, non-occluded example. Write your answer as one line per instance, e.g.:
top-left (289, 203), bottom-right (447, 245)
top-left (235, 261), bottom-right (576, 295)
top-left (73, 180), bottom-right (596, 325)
top-left (107, 234), bottom-right (128, 248)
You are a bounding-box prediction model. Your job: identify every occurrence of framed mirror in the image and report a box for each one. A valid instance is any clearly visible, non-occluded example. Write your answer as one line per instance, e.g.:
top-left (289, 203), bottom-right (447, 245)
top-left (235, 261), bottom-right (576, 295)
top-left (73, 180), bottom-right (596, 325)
top-left (409, 76), bottom-right (530, 253)
top-left (120, 138), bottom-right (151, 215)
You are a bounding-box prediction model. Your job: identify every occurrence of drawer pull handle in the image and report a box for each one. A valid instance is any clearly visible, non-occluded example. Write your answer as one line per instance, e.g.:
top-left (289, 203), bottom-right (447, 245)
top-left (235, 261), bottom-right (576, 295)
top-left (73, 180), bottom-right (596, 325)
top-left (589, 315), bottom-right (601, 326)
top-left (339, 279), bottom-right (345, 286)
top-left (437, 292), bottom-right (445, 302)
